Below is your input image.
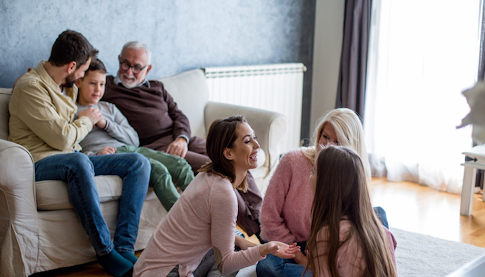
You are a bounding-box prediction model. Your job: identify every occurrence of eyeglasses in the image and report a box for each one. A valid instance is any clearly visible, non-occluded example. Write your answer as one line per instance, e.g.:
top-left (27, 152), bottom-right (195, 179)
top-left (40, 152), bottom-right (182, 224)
top-left (319, 135), bottom-right (339, 146)
top-left (119, 61), bottom-right (147, 74)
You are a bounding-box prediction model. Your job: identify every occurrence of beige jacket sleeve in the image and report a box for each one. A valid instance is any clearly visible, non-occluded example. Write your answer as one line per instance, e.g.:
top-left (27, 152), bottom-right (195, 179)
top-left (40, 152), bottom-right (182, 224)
top-left (12, 80), bottom-right (92, 151)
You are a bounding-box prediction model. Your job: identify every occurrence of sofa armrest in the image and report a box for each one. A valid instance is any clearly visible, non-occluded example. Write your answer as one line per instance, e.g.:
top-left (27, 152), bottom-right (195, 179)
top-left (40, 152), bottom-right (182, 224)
top-left (0, 139), bottom-right (38, 276)
top-left (204, 101), bottom-right (288, 175)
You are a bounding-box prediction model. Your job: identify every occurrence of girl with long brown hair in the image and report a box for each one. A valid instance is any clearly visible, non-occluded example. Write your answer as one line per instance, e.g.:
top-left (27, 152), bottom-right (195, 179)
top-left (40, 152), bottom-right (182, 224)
top-left (305, 146), bottom-right (397, 277)
top-left (257, 108), bottom-right (388, 277)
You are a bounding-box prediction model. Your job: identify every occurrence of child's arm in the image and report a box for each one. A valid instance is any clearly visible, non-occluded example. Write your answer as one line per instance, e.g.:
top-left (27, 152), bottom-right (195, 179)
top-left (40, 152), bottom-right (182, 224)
top-left (234, 235), bottom-right (257, 250)
top-left (294, 251), bottom-right (308, 266)
top-left (97, 146), bottom-right (116, 155)
top-left (102, 102), bottom-right (140, 147)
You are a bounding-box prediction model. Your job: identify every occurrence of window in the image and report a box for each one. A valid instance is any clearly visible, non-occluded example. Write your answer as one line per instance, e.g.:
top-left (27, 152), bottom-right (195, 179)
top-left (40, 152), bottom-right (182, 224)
top-left (365, 0), bottom-right (481, 192)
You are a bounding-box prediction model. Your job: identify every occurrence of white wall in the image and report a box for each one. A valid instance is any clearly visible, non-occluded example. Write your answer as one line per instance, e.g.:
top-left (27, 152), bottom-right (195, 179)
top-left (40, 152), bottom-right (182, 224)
top-left (310, 0), bottom-right (345, 134)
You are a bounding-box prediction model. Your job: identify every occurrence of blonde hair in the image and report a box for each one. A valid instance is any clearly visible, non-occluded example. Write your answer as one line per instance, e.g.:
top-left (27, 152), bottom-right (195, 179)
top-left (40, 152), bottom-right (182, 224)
top-left (301, 108), bottom-right (371, 183)
top-left (305, 146), bottom-right (396, 277)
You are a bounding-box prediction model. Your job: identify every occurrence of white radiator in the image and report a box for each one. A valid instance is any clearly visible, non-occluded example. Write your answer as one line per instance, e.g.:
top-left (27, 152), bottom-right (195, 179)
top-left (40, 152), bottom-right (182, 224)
top-left (203, 63), bottom-right (306, 154)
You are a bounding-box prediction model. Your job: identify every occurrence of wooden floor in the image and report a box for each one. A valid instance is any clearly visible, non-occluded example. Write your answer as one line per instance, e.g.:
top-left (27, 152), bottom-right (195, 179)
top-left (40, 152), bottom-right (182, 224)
top-left (31, 177), bottom-right (485, 276)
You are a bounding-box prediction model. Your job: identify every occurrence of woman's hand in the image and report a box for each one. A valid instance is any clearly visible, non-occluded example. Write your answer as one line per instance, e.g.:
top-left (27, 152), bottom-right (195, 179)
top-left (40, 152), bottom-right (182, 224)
top-left (259, 242), bottom-right (300, 258)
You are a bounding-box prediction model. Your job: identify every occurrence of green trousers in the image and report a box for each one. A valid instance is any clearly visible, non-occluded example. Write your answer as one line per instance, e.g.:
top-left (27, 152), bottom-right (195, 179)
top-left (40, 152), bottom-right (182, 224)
top-left (116, 145), bottom-right (194, 211)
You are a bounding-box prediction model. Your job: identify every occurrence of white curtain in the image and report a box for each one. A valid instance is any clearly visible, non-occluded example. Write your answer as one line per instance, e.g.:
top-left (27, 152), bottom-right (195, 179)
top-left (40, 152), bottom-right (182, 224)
top-left (365, 0), bottom-right (481, 193)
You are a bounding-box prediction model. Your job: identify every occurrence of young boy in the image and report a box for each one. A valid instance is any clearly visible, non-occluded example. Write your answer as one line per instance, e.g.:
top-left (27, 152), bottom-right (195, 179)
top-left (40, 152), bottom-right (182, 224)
top-left (75, 59), bottom-right (194, 211)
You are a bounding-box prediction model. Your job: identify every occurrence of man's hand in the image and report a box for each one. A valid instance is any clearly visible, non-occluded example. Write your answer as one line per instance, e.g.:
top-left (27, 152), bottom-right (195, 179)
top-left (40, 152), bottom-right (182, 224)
top-left (96, 118), bottom-right (107, 129)
top-left (78, 107), bottom-right (103, 126)
top-left (166, 137), bottom-right (188, 158)
top-left (97, 146), bottom-right (117, 155)
top-left (259, 242), bottom-right (300, 258)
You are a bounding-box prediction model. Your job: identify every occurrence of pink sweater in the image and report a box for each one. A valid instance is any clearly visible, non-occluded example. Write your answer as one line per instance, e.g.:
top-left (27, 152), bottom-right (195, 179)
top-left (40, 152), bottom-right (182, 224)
top-left (260, 149), bottom-right (313, 243)
top-left (133, 172), bottom-right (264, 277)
top-left (312, 220), bottom-right (397, 276)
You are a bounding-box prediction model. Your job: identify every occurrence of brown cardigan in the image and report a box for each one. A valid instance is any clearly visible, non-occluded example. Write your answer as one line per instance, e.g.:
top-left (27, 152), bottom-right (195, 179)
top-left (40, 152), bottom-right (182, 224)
top-left (102, 76), bottom-right (190, 147)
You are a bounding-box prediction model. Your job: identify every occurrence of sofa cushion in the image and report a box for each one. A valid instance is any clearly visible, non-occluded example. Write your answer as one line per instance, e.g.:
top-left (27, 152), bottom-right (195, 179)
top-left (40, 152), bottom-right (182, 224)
top-left (36, 175), bottom-right (123, 210)
top-left (0, 88), bottom-right (12, 140)
top-left (157, 69), bottom-right (209, 139)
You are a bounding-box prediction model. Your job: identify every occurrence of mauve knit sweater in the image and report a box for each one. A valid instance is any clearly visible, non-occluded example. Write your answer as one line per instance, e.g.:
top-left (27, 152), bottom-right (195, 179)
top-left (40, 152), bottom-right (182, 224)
top-left (260, 149), bottom-right (313, 244)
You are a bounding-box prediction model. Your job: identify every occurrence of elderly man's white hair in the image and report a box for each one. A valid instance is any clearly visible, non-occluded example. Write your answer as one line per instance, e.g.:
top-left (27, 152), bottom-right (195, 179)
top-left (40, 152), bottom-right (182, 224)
top-left (121, 41), bottom-right (152, 65)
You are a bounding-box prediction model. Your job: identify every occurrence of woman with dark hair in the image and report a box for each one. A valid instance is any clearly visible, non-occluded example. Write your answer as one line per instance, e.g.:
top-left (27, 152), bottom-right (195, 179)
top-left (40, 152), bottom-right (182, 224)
top-left (304, 146), bottom-right (397, 277)
top-left (134, 116), bottom-right (299, 277)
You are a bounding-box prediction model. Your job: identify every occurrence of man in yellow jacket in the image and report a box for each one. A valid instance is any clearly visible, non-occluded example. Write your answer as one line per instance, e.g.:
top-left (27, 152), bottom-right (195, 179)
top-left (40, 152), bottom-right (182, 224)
top-left (8, 30), bottom-right (150, 277)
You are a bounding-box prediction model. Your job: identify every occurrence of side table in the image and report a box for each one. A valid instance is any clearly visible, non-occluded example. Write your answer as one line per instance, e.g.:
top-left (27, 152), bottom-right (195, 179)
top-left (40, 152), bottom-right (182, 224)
top-left (461, 144), bottom-right (485, 216)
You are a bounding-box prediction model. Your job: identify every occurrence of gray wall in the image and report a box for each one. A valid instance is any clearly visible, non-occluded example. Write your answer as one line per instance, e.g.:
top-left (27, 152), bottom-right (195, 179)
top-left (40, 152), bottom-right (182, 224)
top-left (0, 0), bottom-right (316, 140)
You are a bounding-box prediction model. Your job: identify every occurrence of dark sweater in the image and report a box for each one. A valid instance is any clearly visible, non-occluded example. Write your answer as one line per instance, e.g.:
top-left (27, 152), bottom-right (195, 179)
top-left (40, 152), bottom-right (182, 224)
top-left (102, 76), bottom-right (191, 146)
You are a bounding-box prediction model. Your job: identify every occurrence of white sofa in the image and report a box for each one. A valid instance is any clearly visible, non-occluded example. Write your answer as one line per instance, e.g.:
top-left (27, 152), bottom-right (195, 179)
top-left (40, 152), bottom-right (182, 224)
top-left (0, 68), bottom-right (288, 276)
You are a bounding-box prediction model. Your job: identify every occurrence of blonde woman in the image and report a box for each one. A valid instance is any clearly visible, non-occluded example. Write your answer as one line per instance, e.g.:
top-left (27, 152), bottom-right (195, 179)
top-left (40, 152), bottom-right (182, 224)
top-left (257, 108), bottom-right (387, 277)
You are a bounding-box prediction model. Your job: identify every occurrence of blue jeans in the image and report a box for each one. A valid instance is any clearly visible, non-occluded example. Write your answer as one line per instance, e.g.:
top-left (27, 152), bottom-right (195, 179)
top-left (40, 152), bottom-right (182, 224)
top-left (256, 242), bottom-right (311, 277)
top-left (256, 207), bottom-right (389, 277)
top-left (34, 152), bottom-right (150, 255)
top-left (374, 206), bottom-right (389, 229)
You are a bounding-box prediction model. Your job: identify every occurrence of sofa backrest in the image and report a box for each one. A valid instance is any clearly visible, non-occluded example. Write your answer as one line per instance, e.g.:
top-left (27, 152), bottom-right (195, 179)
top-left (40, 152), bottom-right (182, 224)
top-left (1, 69), bottom-right (211, 141)
top-left (0, 88), bottom-right (11, 140)
top-left (157, 69), bottom-right (210, 139)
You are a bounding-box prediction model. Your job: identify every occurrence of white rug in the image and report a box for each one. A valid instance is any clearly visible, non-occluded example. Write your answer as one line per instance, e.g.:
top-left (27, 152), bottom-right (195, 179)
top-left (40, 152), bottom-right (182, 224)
top-left (236, 228), bottom-right (485, 277)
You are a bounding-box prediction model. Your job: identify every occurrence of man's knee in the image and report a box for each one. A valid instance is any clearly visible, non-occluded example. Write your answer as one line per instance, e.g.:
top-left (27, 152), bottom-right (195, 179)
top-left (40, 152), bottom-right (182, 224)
top-left (67, 152), bottom-right (94, 172)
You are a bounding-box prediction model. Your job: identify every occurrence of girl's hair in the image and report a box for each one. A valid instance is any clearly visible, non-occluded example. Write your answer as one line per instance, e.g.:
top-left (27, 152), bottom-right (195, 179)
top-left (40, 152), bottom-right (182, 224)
top-left (199, 116), bottom-right (248, 191)
top-left (301, 108), bottom-right (371, 183)
top-left (305, 146), bottom-right (396, 277)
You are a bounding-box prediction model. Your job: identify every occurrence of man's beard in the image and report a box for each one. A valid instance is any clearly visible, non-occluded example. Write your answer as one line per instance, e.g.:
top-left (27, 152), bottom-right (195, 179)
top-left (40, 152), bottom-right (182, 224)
top-left (64, 81), bottom-right (75, 88)
top-left (120, 73), bottom-right (138, 89)
top-left (64, 73), bottom-right (78, 88)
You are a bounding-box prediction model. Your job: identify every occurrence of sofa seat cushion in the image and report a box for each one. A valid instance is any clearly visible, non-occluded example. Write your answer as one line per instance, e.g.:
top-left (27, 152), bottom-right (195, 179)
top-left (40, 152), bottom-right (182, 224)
top-left (36, 175), bottom-right (123, 211)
